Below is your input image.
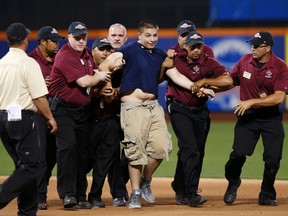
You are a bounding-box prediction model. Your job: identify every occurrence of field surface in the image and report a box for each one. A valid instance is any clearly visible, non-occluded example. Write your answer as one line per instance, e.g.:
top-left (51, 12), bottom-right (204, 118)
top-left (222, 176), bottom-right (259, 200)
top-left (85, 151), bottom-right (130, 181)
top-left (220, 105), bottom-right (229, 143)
top-left (1, 113), bottom-right (288, 215)
top-left (1, 176), bottom-right (288, 216)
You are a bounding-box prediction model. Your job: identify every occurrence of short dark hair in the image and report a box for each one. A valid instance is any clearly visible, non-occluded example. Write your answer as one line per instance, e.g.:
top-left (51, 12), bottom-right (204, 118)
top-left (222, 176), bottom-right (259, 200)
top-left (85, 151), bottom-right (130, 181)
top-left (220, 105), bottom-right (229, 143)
top-left (138, 20), bottom-right (159, 33)
top-left (6, 22), bottom-right (31, 46)
top-left (7, 39), bottom-right (24, 46)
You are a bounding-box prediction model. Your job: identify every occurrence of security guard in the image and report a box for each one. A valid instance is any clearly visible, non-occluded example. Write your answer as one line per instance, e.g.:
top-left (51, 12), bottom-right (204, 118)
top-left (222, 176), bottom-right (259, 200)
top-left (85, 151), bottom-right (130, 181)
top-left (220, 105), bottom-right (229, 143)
top-left (0, 22), bottom-right (57, 216)
top-left (195, 31), bottom-right (288, 206)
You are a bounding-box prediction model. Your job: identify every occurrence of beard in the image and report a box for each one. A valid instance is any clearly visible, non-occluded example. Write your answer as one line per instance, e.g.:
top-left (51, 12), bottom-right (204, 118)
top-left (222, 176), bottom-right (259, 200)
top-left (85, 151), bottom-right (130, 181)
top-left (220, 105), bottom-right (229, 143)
top-left (46, 48), bottom-right (56, 58)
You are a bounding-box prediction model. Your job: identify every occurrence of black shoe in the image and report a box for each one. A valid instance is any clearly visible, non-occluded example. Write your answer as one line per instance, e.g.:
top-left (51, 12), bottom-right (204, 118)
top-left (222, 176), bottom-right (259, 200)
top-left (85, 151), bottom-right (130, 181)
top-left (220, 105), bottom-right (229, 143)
top-left (89, 199), bottom-right (105, 208)
top-left (175, 194), bottom-right (189, 205)
top-left (77, 200), bottom-right (93, 209)
top-left (187, 195), bottom-right (207, 207)
top-left (0, 185), bottom-right (8, 209)
top-left (63, 196), bottom-right (77, 209)
top-left (113, 197), bottom-right (127, 207)
top-left (124, 192), bottom-right (129, 202)
top-left (224, 179), bottom-right (241, 205)
top-left (38, 201), bottom-right (47, 210)
top-left (171, 181), bottom-right (188, 205)
top-left (258, 194), bottom-right (277, 206)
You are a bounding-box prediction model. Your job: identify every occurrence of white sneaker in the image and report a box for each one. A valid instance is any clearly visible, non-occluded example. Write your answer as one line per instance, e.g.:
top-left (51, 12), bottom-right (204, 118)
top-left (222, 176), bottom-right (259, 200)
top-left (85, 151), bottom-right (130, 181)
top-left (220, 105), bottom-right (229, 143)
top-left (128, 190), bottom-right (142, 209)
top-left (140, 178), bottom-right (155, 203)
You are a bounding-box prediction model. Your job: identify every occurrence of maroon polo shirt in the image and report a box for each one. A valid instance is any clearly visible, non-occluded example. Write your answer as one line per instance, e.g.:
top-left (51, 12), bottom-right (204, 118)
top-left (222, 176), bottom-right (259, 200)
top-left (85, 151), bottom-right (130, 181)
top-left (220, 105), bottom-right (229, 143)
top-left (49, 43), bottom-right (95, 106)
top-left (166, 53), bottom-right (226, 107)
top-left (29, 47), bottom-right (54, 78)
top-left (90, 69), bottom-right (122, 120)
top-left (231, 53), bottom-right (288, 107)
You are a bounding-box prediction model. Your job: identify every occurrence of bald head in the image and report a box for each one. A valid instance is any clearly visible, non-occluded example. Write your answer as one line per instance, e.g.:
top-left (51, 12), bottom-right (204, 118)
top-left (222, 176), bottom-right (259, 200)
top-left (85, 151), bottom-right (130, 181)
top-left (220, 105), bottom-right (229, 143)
top-left (107, 23), bottom-right (127, 49)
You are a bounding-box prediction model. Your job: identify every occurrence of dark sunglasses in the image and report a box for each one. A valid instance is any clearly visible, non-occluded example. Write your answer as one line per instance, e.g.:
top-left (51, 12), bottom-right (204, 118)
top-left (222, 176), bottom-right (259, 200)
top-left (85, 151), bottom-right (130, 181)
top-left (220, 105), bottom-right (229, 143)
top-left (179, 32), bottom-right (189, 38)
top-left (73, 35), bottom-right (87, 41)
top-left (252, 44), bottom-right (267, 49)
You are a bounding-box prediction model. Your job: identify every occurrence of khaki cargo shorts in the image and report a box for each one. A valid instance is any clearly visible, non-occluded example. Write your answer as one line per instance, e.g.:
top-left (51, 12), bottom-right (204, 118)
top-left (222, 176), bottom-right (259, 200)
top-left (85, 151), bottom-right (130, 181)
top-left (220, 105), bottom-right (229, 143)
top-left (120, 100), bottom-right (172, 165)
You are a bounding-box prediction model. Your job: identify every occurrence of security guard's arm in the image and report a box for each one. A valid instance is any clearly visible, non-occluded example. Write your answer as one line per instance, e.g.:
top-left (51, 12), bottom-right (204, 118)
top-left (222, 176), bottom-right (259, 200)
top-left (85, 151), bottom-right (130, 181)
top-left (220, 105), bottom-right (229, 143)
top-left (159, 57), bottom-right (174, 83)
top-left (76, 71), bottom-right (111, 88)
top-left (194, 72), bottom-right (234, 92)
top-left (33, 96), bottom-right (57, 134)
top-left (233, 91), bottom-right (286, 116)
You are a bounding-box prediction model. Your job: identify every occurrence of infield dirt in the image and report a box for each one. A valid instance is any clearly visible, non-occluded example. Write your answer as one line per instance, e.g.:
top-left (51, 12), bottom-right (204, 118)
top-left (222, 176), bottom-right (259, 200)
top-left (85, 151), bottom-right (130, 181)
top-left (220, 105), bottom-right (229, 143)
top-left (1, 177), bottom-right (288, 216)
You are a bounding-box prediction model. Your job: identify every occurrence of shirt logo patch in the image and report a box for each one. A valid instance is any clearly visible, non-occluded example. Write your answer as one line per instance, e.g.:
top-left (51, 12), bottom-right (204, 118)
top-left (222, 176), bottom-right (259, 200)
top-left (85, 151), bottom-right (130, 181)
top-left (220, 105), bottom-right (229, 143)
top-left (192, 65), bottom-right (200, 74)
top-left (243, 71), bottom-right (251, 79)
top-left (265, 70), bottom-right (272, 78)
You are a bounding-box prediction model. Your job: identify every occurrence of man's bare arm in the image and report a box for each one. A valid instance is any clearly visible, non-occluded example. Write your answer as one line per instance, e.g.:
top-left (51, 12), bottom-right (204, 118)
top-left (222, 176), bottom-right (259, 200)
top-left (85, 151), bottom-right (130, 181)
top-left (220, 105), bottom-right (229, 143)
top-left (165, 67), bottom-right (195, 91)
top-left (166, 67), bottom-right (215, 98)
top-left (98, 52), bottom-right (124, 72)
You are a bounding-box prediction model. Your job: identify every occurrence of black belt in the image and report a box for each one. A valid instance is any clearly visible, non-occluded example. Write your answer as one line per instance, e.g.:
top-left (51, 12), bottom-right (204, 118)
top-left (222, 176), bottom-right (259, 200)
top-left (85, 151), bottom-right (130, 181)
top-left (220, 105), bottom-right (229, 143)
top-left (59, 100), bottom-right (88, 109)
top-left (48, 97), bottom-right (88, 110)
top-left (0, 110), bottom-right (34, 114)
top-left (167, 97), bottom-right (206, 112)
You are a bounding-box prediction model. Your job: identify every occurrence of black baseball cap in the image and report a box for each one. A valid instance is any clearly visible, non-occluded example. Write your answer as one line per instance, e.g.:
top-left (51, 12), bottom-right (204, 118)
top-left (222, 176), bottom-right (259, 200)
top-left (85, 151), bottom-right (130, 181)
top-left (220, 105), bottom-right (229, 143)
top-left (92, 38), bottom-right (113, 50)
top-left (37, 26), bottom-right (65, 41)
top-left (247, 31), bottom-right (274, 47)
top-left (185, 32), bottom-right (204, 47)
top-left (177, 20), bottom-right (196, 36)
top-left (6, 23), bottom-right (31, 43)
top-left (68, 21), bottom-right (88, 36)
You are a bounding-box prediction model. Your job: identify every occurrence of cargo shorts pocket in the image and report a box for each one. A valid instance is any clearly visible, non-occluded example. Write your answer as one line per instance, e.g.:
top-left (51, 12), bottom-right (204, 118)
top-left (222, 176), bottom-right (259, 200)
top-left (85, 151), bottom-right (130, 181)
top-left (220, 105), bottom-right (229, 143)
top-left (122, 140), bottom-right (142, 161)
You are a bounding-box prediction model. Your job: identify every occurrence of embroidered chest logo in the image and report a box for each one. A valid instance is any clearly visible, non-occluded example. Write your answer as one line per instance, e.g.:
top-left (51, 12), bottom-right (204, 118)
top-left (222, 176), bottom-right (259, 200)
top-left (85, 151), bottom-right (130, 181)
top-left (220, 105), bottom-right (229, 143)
top-left (192, 65), bottom-right (200, 74)
top-left (265, 70), bottom-right (272, 78)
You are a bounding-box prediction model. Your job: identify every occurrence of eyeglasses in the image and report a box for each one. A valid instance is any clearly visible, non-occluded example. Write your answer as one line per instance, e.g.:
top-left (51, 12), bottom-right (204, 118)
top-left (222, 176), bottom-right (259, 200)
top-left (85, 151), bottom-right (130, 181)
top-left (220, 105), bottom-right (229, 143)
top-left (73, 35), bottom-right (87, 41)
top-left (179, 32), bottom-right (189, 38)
top-left (252, 45), bottom-right (267, 49)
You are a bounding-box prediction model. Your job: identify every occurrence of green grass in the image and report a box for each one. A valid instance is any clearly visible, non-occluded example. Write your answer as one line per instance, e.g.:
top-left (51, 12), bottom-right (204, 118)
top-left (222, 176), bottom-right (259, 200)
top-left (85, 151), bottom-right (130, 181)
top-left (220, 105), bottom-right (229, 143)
top-left (1, 120), bottom-right (288, 180)
top-left (154, 120), bottom-right (288, 179)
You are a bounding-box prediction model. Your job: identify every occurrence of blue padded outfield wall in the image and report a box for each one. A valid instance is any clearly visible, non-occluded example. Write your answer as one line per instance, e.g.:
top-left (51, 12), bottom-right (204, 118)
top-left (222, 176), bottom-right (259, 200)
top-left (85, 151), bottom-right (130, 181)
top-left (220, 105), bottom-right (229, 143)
top-left (209, 0), bottom-right (288, 22)
top-left (0, 31), bottom-right (286, 112)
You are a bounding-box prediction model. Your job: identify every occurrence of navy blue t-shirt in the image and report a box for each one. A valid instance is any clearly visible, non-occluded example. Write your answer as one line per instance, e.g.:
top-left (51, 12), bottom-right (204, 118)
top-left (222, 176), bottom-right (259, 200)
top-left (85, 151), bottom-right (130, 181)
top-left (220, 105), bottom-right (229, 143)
top-left (118, 41), bottom-right (166, 96)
